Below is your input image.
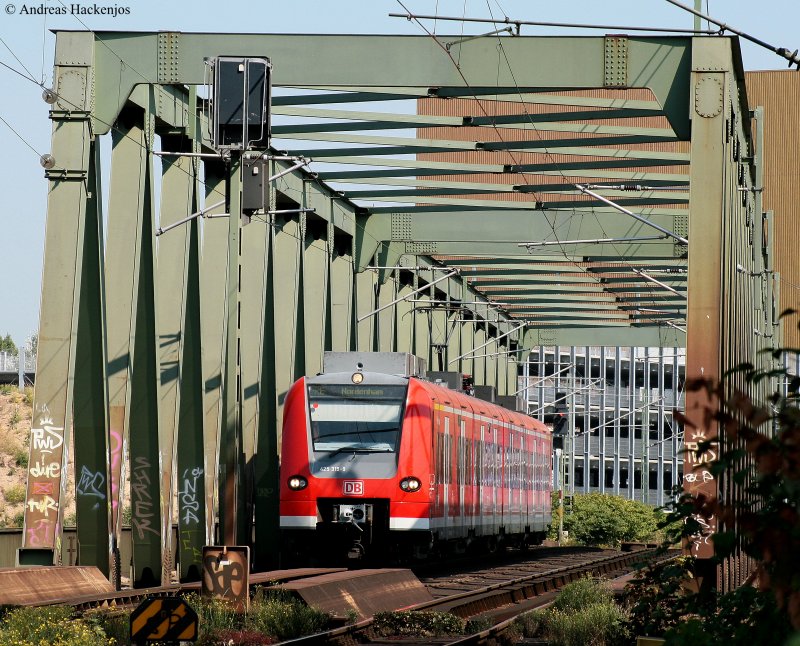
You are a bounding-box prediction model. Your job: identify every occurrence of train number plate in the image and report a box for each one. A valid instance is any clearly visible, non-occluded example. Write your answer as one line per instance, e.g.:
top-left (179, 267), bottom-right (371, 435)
top-left (342, 480), bottom-right (364, 496)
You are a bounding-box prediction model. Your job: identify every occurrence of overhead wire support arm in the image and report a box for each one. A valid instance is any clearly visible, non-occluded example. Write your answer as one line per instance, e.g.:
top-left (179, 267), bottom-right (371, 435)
top-left (268, 158), bottom-right (310, 182)
top-left (449, 323), bottom-right (526, 365)
top-left (153, 151), bottom-right (224, 159)
top-left (518, 235), bottom-right (667, 249)
top-left (574, 184), bottom-right (689, 245)
top-left (630, 268), bottom-right (686, 298)
top-left (155, 199), bottom-right (227, 237)
top-left (445, 27), bottom-right (514, 51)
top-left (664, 0), bottom-right (800, 69)
top-left (357, 270), bottom-right (459, 322)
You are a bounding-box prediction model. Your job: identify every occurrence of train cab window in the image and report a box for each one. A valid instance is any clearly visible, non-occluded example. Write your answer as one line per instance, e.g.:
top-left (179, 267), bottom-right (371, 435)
top-left (307, 383), bottom-right (407, 452)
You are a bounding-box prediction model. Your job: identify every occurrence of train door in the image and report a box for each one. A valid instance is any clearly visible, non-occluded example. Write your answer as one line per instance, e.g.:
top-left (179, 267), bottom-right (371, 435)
top-left (491, 424), bottom-right (499, 533)
top-left (477, 423), bottom-right (485, 534)
top-left (432, 407), bottom-right (444, 534)
top-left (443, 415), bottom-right (452, 538)
top-left (458, 418), bottom-right (466, 531)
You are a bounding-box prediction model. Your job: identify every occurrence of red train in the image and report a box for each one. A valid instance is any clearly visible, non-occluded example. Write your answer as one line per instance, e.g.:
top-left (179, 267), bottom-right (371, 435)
top-left (279, 353), bottom-right (553, 563)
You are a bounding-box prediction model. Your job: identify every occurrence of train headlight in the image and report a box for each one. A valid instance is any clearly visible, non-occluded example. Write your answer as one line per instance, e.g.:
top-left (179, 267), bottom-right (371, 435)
top-left (399, 477), bottom-right (421, 492)
top-left (351, 372), bottom-right (364, 384)
top-left (287, 475), bottom-right (308, 491)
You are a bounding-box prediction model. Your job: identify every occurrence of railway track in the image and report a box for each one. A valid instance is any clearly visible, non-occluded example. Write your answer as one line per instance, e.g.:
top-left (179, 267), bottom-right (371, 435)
top-left (281, 546), bottom-right (675, 645)
top-left (19, 546), bottom-right (673, 645)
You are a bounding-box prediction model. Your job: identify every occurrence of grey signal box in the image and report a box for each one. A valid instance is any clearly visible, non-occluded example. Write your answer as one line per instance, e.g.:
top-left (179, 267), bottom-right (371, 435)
top-left (212, 56), bottom-right (272, 151)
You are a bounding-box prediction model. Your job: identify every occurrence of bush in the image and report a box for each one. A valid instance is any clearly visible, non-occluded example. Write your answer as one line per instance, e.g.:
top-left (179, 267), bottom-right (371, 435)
top-left (465, 616), bottom-right (494, 633)
top-left (553, 576), bottom-right (614, 613)
top-left (184, 594), bottom-right (239, 641)
top-left (83, 610), bottom-right (130, 645)
top-left (373, 610), bottom-right (465, 637)
top-left (562, 493), bottom-right (660, 547)
top-left (524, 577), bottom-right (630, 646)
top-left (545, 602), bottom-right (630, 646)
top-left (248, 589), bottom-right (331, 641)
top-left (515, 609), bottom-right (548, 637)
top-left (4, 484), bottom-right (25, 504)
top-left (0, 606), bottom-right (113, 645)
top-left (23, 386), bottom-right (33, 406)
top-left (13, 447), bottom-right (28, 468)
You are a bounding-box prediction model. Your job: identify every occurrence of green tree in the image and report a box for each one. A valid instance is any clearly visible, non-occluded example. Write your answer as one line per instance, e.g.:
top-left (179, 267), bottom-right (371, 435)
top-left (562, 492), bottom-right (660, 547)
top-left (0, 333), bottom-right (17, 355)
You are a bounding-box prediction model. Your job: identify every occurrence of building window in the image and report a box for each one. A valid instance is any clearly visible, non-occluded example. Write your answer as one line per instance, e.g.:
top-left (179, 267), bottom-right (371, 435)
top-left (604, 465), bottom-right (614, 487)
top-left (589, 463), bottom-right (600, 487)
top-left (574, 462), bottom-right (585, 487)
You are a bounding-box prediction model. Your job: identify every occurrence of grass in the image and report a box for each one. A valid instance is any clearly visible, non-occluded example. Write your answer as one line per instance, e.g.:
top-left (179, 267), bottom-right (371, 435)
top-left (3, 483), bottom-right (25, 505)
top-left (515, 576), bottom-right (630, 646)
top-left (8, 407), bottom-right (20, 430)
top-left (184, 589), bottom-right (333, 645)
top-left (248, 589), bottom-right (331, 641)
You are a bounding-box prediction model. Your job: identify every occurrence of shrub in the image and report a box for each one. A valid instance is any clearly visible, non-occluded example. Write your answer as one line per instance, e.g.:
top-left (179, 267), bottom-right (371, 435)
top-left (0, 605), bottom-right (113, 645)
top-left (0, 384), bottom-right (14, 396)
top-left (4, 484), bottom-right (25, 504)
top-left (545, 602), bottom-right (630, 646)
top-left (84, 610), bottom-right (130, 645)
top-left (23, 386), bottom-right (33, 406)
top-left (553, 576), bottom-right (614, 613)
top-left (9, 511), bottom-right (24, 527)
top-left (184, 594), bottom-right (240, 639)
top-left (13, 447), bottom-right (28, 468)
top-left (248, 589), bottom-right (331, 641)
top-left (0, 429), bottom-right (21, 457)
top-left (373, 610), bottom-right (465, 637)
top-left (525, 577), bottom-right (630, 646)
top-left (562, 493), bottom-right (660, 547)
top-left (515, 608), bottom-right (548, 638)
top-left (465, 616), bottom-right (493, 633)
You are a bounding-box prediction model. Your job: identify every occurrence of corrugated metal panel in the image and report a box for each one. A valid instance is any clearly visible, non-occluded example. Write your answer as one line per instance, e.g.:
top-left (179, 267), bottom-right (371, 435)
top-left (745, 71), bottom-right (800, 347)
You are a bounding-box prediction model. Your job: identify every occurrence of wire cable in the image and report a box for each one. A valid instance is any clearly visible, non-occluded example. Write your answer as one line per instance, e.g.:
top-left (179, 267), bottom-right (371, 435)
top-left (453, 1), bottom-right (687, 324)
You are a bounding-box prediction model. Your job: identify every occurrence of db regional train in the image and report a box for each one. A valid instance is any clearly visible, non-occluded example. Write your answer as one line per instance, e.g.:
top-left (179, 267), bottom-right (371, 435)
top-left (279, 352), bottom-right (552, 563)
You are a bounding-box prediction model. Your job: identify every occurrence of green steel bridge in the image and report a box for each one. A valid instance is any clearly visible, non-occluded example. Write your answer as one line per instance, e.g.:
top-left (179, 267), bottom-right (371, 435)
top-left (21, 30), bottom-right (776, 590)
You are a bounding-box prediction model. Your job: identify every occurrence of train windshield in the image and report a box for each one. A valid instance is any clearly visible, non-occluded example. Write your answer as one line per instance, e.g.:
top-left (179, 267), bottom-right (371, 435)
top-left (307, 383), bottom-right (407, 453)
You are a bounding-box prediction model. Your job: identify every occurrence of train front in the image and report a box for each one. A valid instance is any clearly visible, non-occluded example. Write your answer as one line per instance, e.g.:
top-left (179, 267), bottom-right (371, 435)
top-left (280, 367), bottom-right (427, 563)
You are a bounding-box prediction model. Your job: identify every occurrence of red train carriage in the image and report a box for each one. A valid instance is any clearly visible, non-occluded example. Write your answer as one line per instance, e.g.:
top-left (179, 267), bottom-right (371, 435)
top-left (279, 353), bottom-right (552, 563)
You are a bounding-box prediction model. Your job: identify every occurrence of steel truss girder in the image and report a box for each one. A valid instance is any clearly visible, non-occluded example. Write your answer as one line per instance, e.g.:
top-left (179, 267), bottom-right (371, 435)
top-left (89, 33), bottom-right (692, 137)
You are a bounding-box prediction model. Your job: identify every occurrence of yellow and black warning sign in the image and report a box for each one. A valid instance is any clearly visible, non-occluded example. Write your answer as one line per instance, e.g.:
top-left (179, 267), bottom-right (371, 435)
top-left (130, 597), bottom-right (198, 642)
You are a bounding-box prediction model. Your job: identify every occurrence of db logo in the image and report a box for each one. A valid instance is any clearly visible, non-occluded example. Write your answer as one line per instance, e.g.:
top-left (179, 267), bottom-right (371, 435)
top-left (342, 480), bottom-right (364, 496)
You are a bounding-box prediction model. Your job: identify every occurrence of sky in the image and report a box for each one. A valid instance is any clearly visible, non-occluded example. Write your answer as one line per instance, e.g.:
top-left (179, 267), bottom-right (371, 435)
top-left (0, 0), bottom-right (797, 347)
